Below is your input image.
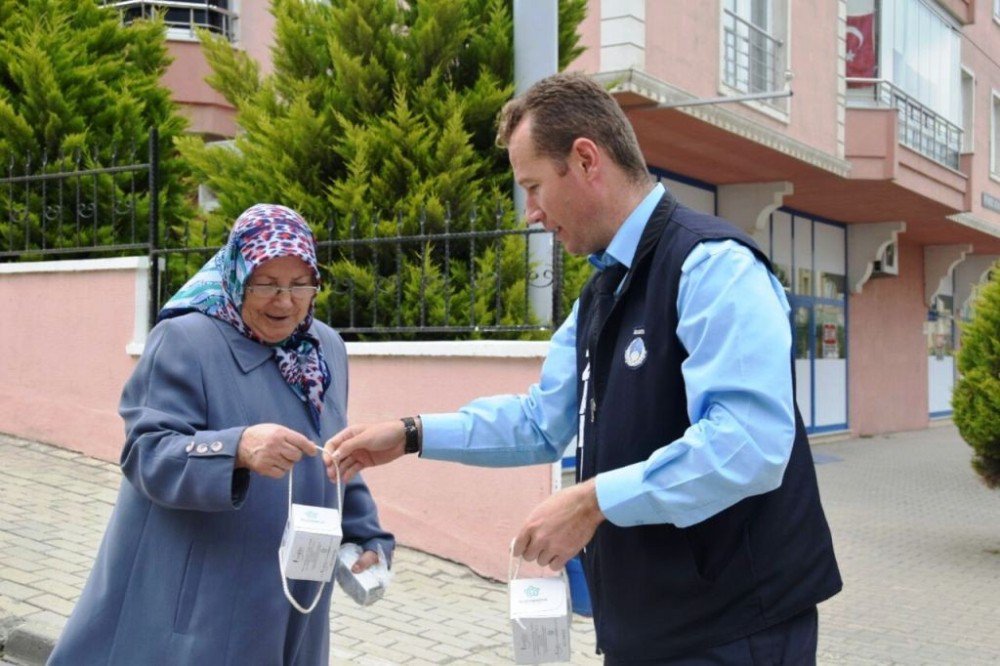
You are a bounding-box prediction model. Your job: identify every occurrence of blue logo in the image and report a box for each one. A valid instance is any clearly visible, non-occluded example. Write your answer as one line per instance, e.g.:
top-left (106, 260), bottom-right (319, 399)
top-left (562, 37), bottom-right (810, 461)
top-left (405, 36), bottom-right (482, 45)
top-left (525, 586), bottom-right (540, 598)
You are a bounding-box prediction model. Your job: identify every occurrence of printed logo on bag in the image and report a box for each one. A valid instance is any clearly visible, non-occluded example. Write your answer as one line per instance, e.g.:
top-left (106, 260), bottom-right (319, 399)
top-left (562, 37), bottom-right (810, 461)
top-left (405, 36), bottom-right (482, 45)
top-left (624, 336), bottom-right (647, 369)
top-left (525, 586), bottom-right (540, 598)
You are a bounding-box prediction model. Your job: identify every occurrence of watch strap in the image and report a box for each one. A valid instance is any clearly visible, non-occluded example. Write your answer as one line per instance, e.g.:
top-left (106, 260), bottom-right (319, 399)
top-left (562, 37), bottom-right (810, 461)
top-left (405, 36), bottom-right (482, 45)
top-left (401, 417), bottom-right (420, 455)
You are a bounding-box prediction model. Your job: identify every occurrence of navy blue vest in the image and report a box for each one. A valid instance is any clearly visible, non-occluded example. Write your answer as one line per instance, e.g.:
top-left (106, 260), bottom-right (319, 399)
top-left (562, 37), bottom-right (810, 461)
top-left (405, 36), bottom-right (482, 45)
top-left (575, 191), bottom-right (842, 660)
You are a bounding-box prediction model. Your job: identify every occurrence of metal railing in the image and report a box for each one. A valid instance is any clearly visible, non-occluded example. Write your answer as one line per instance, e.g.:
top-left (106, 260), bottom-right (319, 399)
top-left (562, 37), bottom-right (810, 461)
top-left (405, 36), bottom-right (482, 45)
top-left (846, 78), bottom-right (963, 170)
top-left (722, 8), bottom-right (786, 110)
top-left (0, 135), bottom-right (158, 261)
top-left (156, 210), bottom-right (567, 340)
top-left (103, 0), bottom-right (237, 42)
top-left (1, 130), bottom-right (572, 340)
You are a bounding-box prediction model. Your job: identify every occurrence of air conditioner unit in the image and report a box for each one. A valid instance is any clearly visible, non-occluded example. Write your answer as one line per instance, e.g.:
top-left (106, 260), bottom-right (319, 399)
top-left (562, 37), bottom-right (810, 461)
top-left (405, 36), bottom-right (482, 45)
top-left (872, 241), bottom-right (898, 277)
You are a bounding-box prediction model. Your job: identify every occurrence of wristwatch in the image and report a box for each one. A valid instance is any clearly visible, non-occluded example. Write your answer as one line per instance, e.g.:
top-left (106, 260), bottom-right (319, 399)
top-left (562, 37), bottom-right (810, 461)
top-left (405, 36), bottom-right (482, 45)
top-left (400, 417), bottom-right (420, 455)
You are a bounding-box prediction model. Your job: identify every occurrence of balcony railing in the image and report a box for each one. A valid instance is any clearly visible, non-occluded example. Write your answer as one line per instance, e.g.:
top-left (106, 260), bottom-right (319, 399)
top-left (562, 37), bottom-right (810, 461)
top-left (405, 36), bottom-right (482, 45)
top-left (103, 1), bottom-right (237, 42)
top-left (722, 8), bottom-right (785, 110)
top-left (846, 78), bottom-right (962, 170)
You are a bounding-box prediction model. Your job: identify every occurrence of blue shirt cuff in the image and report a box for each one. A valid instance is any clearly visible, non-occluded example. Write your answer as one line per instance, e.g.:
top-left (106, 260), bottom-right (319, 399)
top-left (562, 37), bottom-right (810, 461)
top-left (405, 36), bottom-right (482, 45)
top-left (595, 464), bottom-right (653, 527)
top-left (418, 412), bottom-right (467, 461)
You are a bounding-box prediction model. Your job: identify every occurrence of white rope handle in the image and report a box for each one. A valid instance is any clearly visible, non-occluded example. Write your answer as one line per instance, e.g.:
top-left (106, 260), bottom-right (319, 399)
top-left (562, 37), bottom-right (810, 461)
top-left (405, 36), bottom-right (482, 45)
top-left (508, 537), bottom-right (522, 583)
top-left (280, 445), bottom-right (342, 614)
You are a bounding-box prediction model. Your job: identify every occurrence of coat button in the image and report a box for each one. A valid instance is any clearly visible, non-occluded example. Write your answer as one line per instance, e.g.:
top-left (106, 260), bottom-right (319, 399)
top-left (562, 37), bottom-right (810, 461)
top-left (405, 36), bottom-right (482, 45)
top-left (210, 441), bottom-right (223, 452)
top-left (185, 442), bottom-right (194, 453)
top-left (196, 444), bottom-right (209, 454)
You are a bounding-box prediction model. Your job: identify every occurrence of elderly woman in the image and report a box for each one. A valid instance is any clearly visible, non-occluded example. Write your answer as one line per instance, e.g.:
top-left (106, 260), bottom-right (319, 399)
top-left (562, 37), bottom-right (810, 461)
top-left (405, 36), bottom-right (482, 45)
top-left (48, 204), bottom-right (394, 665)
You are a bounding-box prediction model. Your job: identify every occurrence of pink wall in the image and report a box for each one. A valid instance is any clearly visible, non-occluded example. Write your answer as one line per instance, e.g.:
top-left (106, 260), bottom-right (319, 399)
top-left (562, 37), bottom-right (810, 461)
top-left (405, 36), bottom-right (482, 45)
top-left (163, 41), bottom-right (237, 138)
top-left (345, 354), bottom-right (554, 580)
top-left (641, 2), bottom-right (842, 158)
top-left (958, 0), bottom-right (1000, 222)
top-left (565, 0), bottom-right (600, 73)
top-left (239, 3), bottom-right (277, 77)
top-left (0, 264), bottom-right (139, 460)
top-left (0, 261), bottom-right (554, 580)
top-left (848, 240), bottom-right (929, 435)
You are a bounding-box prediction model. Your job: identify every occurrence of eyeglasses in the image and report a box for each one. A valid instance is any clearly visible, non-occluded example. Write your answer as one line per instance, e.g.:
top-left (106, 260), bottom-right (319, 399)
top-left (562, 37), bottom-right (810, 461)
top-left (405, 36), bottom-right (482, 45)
top-left (245, 284), bottom-right (319, 299)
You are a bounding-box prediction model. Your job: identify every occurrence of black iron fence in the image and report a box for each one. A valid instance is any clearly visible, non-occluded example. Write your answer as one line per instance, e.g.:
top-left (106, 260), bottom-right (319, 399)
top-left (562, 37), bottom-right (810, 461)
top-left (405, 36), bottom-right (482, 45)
top-left (0, 132), bottom-right (158, 260)
top-left (1, 132), bottom-right (571, 340)
top-left (162, 212), bottom-right (568, 341)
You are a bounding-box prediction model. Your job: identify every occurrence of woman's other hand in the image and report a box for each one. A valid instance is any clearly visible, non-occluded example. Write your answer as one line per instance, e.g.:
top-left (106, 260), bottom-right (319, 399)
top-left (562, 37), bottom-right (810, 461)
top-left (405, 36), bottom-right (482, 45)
top-left (237, 424), bottom-right (316, 478)
top-left (352, 549), bottom-right (380, 574)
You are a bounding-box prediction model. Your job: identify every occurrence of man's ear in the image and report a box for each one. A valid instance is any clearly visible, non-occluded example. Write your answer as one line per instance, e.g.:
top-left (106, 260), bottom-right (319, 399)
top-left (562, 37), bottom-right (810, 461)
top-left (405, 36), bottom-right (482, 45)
top-left (572, 137), bottom-right (600, 178)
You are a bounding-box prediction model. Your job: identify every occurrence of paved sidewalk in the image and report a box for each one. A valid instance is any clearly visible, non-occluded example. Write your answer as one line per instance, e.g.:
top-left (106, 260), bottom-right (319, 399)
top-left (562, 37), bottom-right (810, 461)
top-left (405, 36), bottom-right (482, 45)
top-left (0, 433), bottom-right (598, 665)
top-left (2, 425), bottom-right (999, 664)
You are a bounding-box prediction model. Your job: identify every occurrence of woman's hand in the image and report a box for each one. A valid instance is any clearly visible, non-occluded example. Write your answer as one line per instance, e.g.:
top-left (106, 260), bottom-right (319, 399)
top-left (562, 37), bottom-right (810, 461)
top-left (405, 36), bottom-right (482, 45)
top-left (352, 549), bottom-right (381, 574)
top-left (236, 424), bottom-right (316, 478)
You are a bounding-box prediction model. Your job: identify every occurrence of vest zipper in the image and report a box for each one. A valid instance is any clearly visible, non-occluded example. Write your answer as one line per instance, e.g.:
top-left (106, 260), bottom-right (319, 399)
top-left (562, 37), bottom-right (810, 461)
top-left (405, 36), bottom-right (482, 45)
top-left (577, 353), bottom-right (590, 490)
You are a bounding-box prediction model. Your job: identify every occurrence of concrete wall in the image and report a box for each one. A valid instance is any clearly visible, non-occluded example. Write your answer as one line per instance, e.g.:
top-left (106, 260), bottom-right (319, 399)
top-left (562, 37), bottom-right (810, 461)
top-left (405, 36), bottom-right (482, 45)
top-left (0, 259), bottom-right (149, 460)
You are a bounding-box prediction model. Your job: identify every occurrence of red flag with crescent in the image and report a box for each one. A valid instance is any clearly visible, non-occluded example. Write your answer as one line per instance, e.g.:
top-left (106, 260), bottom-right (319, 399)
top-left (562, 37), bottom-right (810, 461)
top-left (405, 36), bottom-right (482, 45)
top-left (846, 13), bottom-right (876, 83)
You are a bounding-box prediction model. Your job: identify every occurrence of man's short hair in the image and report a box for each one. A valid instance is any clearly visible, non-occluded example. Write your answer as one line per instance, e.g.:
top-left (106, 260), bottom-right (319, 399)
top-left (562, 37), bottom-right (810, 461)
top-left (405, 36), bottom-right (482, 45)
top-left (496, 72), bottom-right (648, 183)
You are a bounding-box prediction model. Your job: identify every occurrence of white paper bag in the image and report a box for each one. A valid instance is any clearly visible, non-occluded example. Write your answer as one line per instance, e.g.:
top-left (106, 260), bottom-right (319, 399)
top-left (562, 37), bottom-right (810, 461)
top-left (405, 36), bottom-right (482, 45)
top-left (279, 503), bottom-right (342, 582)
top-left (508, 546), bottom-right (571, 664)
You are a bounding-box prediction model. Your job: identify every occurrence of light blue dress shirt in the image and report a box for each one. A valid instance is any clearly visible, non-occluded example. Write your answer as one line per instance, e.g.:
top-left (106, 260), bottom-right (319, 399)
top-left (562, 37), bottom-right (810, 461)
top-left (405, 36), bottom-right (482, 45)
top-left (421, 184), bottom-right (796, 528)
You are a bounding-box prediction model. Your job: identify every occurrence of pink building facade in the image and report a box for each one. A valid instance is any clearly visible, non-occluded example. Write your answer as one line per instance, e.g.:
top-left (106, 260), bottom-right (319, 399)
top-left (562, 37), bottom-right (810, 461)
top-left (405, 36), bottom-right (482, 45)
top-left (3, 0), bottom-right (1000, 578)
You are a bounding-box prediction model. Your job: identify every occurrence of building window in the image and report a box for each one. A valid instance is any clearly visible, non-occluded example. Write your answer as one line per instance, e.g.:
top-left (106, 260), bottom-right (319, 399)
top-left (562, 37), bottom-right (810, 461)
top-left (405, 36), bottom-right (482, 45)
top-left (846, 0), bottom-right (963, 169)
top-left (753, 210), bottom-right (848, 433)
top-left (961, 68), bottom-right (974, 154)
top-left (992, 92), bottom-right (1000, 177)
top-left (103, 1), bottom-right (238, 43)
top-left (721, 0), bottom-right (788, 111)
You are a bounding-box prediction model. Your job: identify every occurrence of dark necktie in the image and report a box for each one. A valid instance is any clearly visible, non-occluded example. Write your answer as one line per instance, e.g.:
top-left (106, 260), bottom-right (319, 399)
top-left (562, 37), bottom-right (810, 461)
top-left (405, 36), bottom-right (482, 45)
top-left (588, 262), bottom-right (628, 353)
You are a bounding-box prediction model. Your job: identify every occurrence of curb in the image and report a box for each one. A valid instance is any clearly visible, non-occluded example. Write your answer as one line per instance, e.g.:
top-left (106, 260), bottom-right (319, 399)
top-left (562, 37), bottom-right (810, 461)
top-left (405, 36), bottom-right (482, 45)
top-left (0, 614), bottom-right (57, 665)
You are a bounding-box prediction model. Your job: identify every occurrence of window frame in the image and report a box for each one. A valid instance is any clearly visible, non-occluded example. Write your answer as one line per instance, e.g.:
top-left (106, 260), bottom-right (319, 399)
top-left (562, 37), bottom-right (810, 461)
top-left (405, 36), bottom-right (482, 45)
top-left (718, 0), bottom-right (792, 122)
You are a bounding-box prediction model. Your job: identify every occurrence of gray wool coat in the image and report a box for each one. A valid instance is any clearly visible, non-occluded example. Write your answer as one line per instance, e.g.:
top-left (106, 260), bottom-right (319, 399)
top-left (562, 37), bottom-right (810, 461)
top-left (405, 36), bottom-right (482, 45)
top-left (48, 313), bottom-right (394, 665)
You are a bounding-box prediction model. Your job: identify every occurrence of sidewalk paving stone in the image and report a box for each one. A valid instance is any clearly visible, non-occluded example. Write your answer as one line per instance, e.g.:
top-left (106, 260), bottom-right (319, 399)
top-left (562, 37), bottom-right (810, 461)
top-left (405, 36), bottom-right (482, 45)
top-left (2, 426), bottom-right (1000, 664)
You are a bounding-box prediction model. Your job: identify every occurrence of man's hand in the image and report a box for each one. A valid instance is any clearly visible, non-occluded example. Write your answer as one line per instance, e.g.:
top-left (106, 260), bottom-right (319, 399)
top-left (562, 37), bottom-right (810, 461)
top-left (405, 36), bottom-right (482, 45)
top-left (324, 421), bottom-right (408, 483)
top-left (513, 479), bottom-right (605, 571)
top-left (236, 424), bottom-right (316, 478)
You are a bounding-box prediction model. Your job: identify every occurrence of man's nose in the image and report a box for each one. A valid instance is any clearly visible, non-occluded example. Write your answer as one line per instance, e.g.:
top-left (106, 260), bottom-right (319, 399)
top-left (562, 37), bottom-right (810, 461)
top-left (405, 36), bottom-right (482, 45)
top-left (523, 205), bottom-right (544, 226)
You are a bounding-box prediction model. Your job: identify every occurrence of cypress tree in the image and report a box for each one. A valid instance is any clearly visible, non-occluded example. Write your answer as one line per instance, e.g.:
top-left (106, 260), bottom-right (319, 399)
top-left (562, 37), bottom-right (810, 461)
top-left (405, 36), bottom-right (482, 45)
top-left (180, 0), bottom-right (589, 339)
top-left (0, 0), bottom-right (190, 256)
top-left (952, 261), bottom-right (1000, 488)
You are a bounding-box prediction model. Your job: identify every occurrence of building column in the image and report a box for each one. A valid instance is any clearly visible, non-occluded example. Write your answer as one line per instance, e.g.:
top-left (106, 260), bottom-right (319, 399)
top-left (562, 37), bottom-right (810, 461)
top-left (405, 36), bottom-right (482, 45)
top-left (513, 0), bottom-right (557, 324)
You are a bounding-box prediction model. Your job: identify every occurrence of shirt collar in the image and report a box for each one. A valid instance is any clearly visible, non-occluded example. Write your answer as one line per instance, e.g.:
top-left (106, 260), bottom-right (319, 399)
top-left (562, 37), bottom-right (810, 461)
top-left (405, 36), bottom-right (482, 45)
top-left (588, 182), bottom-right (665, 271)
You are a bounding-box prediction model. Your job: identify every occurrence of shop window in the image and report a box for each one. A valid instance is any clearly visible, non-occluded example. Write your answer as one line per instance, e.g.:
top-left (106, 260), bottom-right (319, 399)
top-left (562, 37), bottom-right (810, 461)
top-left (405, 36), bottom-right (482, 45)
top-left (764, 211), bottom-right (847, 432)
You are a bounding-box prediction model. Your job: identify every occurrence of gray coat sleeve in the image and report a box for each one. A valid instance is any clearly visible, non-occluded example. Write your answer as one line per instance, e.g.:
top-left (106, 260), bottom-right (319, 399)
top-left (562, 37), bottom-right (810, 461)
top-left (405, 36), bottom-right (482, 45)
top-left (314, 325), bottom-right (396, 562)
top-left (118, 319), bottom-right (250, 512)
top-left (341, 475), bottom-right (396, 564)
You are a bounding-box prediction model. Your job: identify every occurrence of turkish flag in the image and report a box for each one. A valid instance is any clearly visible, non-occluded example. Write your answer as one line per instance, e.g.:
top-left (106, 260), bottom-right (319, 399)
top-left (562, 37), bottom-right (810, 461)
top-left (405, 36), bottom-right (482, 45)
top-left (846, 13), bottom-right (876, 84)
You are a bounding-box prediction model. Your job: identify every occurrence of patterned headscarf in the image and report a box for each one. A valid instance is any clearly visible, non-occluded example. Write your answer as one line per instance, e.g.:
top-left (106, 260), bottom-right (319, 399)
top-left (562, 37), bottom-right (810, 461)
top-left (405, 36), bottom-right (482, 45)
top-left (160, 204), bottom-right (331, 429)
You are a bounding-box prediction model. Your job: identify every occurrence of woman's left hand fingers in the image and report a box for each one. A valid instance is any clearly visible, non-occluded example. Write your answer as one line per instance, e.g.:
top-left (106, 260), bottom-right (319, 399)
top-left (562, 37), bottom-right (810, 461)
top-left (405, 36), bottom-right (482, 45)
top-left (352, 550), bottom-right (379, 573)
